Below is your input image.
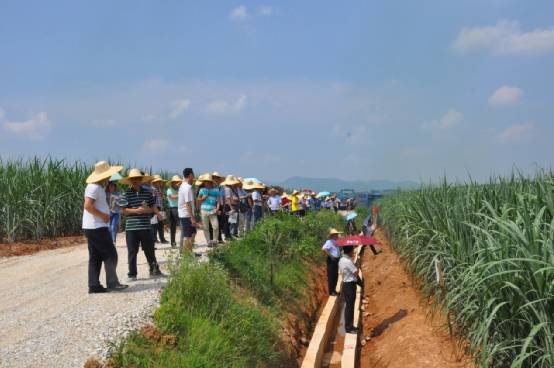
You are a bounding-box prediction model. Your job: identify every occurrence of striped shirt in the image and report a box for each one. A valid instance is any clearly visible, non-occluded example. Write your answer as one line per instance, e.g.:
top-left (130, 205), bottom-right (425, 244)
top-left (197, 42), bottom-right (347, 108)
top-left (119, 187), bottom-right (155, 231)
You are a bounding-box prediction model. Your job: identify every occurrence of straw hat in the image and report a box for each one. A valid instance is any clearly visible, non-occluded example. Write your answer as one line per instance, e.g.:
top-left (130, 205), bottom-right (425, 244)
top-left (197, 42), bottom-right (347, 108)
top-left (242, 180), bottom-right (266, 190)
top-left (169, 175), bottom-right (183, 184)
top-left (292, 190), bottom-right (299, 195)
top-left (151, 174), bottom-right (165, 184)
top-left (120, 168), bottom-right (153, 185)
top-left (86, 161), bottom-right (123, 184)
top-left (195, 173), bottom-right (214, 186)
top-left (211, 171), bottom-right (225, 184)
top-left (220, 175), bottom-right (241, 186)
top-left (269, 188), bottom-right (278, 194)
top-left (329, 228), bottom-right (343, 236)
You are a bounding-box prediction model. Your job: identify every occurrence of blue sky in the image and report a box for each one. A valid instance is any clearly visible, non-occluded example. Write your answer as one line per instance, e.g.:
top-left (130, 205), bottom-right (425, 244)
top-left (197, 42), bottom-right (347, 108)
top-left (1, 0), bottom-right (553, 182)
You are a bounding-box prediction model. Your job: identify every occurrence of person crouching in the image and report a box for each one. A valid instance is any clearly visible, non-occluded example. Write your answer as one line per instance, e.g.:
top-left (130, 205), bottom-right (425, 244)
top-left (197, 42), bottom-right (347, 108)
top-left (340, 245), bottom-right (363, 334)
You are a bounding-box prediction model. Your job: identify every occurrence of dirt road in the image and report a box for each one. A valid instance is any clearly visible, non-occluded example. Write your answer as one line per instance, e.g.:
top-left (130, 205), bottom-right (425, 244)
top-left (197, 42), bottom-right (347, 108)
top-left (0, 231), bottom-right (208, 368)
top-left (359, 230), bottom-right (473, 368)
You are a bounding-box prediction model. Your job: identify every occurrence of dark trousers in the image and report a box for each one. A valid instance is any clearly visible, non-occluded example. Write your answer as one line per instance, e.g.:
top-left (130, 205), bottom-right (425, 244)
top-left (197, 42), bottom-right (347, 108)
top-left (84, 227), bottom-right (120, 288)
top-left (343, 281), bottom-right (357, 330)
top-left (169, 207), bottom-right (179, 244)
top-left (253, 205), bottom-right (263, 225)
top-left (126, 229), bottom-right (159, 277)
top-left (326, 256), bottom-right (339, 294)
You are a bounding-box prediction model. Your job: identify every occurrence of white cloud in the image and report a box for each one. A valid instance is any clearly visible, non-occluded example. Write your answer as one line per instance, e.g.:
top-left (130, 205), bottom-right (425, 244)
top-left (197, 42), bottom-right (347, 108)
top-left (168, 99), bottom-right (190, 119)
top-left (452, 20), bottom-right (554, 56)
top-left (258, 5), bottom-right (273, 16)
top-left (497, 122), bottom-right (534, 143)
top-left (3, 112), bottom-right (52, 139)
top-left (142, 138), bottom-right (169, 153)
top-left (426, 109), bottom-right (463, 130)
top-left (489, 86), bottom-right (523, 107)
top-left (229, 5), bottom-right (248, 21)
top-left (207, 94), bottom-right (248, 114)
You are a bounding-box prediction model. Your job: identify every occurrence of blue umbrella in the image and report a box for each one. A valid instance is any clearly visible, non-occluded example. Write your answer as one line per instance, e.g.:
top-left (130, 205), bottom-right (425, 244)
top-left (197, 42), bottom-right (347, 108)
top-left (318, 191), bottom-right (331, 197)
top-left (110, 172), bottom-right (123, 181)
top-left (346, 212), bottom-right (358, 221)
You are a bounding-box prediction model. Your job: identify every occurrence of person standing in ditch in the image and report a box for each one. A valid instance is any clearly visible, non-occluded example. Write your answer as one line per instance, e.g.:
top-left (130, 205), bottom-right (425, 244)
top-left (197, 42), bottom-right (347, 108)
top-left (321, 228), bottom-right (342, 296)
top-left (82, 161), bottom-right (128, 293)
top-left (339, 245), bottom-right (363, 334)
top-left (119, 169), bottom-right (163, 280)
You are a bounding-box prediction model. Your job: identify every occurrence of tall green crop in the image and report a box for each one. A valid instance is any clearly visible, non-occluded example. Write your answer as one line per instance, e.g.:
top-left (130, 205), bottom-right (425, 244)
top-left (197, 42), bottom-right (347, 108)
top-left (380, 173), bottom-right (554, 367)
top-left (0, 157), bottom-right (90, 242)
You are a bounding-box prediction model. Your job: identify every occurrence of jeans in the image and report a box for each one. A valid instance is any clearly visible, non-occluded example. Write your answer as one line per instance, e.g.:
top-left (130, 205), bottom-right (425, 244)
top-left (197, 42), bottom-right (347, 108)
top-left (343, 281), bottom-right (357, 330)
top-left (201, 211), bottom-right (219, 244)
top-left (241, 210), bottom-right (252, 235)
top-left (326, 256), bottom-right (339, 295)
top-left (126, 229), bottom-right (159, 277)
top-left (169, 207), bottom-right (179, 244)
top-left (253, 205), bottom-right (263, 226)
top-left (84, 227), bottom-right (120, 288)
top-left (109, 212), bottom-right (120, 243)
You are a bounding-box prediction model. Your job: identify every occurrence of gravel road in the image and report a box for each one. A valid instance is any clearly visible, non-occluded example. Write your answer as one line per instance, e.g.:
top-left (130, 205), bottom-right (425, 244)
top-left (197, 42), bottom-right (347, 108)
top-left (0, 231), bottom-right (208, 368)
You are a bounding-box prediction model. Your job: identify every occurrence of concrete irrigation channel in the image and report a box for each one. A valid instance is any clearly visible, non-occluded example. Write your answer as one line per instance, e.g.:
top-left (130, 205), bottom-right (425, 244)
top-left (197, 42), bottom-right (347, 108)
top-left (301, 245), bottom-right (365, 368)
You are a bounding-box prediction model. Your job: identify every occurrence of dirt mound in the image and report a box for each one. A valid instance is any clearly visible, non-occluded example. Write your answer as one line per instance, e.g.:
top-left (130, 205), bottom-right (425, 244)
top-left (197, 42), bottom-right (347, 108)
top-left (0, 235), bottom-right (85, 257)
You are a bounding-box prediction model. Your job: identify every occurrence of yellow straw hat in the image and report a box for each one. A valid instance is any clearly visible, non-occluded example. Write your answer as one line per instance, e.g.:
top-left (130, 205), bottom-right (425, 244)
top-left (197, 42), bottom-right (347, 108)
top-left (195, 173), bottom-right (214, 186)
top-left (211, 171), bottom-right (225, 184)
top-left (242, 180), bottom-right (266, 190)
top-left (86, 161), bottom-right (123, 184)
top-left (120, 168), bottom-right (153, 185)
top-left (220, 175), bottom-right (241, 186)
top-left (170, 175), bottom-right (183, 184)
top-left (151, 174), bottom-right (165, 184)
top-left (329, 228), bottom-right (343, 236)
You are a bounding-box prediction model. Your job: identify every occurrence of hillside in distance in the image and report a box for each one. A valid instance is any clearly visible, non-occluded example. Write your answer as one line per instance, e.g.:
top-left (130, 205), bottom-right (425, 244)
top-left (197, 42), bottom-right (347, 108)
top-left (276, 176), bottom-right (419, 192)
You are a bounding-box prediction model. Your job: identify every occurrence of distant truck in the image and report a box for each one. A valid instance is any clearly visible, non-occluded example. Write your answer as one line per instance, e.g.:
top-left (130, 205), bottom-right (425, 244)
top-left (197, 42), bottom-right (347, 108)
top-left (336, 189), bottom-right (383, 208)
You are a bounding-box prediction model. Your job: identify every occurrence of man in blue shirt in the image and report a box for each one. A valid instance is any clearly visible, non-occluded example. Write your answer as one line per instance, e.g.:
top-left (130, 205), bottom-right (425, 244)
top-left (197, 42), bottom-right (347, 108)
top-left (197, 174), bottom-right (221, 246)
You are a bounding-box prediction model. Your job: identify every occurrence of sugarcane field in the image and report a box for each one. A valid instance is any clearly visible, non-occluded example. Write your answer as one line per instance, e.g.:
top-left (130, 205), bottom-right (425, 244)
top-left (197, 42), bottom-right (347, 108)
top-left (1, 2), bottom-right (554, 368)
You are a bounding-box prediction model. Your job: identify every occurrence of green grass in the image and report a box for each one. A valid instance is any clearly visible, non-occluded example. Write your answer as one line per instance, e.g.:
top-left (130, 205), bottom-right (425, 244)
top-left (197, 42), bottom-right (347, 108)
top-left (110, 211), bottom-right (344, 368)
top-left (379, 173), bottom-right (554, 367)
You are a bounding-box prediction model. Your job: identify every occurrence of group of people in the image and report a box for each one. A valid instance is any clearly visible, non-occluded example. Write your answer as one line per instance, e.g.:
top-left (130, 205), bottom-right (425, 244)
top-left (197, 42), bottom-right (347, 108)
top-left (82, 161), bottom-right (347, 294)
top-left (83, 160), bottom-right (374, 337)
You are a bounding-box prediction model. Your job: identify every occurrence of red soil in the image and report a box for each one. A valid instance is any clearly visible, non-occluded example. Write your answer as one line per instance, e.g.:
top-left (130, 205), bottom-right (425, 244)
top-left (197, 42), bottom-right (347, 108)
top-left (0, 235), bottom-right (85, 257)
top-left (359, 230), bottom-right (474, 368)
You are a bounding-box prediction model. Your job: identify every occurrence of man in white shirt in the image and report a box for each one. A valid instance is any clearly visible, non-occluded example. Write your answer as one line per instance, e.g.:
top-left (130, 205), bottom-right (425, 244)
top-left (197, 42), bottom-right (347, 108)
top-left (321, 228), bottom-right (342, 296)
top-left (82, 161), bottom-right (128, 293)
top-left (178, 167), bottom-right (197, 253)
top-left (267, 189), bottom-right (281, 214)
top-left (339, 245), bottom-right (363, 334)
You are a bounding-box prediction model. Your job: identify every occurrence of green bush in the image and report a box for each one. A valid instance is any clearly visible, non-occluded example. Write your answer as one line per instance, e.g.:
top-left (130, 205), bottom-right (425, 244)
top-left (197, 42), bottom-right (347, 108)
top-left (110, 259), bottom-right (285, 368)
